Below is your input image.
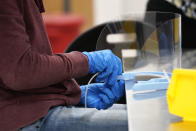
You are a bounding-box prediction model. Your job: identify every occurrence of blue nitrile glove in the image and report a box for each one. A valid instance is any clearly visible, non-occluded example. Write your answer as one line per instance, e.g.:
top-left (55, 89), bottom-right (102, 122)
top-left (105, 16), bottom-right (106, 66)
top-left (78, 83), bottom-right (116, 110)
top-left (107, 79), bottom-right (125, 102)
top-left (83, 50), bottom-right (122, 86)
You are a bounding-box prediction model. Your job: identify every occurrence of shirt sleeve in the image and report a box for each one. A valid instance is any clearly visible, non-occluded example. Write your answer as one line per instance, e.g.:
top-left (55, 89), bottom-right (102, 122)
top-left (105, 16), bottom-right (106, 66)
top-left (0, 0), bottom-right (89, 91)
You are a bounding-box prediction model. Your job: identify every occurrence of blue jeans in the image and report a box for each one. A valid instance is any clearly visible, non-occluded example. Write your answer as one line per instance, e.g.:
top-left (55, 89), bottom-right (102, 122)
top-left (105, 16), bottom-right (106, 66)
top-left (19, 104), bottom-right (128, 131)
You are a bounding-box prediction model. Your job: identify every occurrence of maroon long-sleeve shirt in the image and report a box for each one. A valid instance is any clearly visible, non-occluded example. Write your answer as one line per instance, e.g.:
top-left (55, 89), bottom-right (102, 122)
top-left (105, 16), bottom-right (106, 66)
top-left (0, 0), bottom-right (89, 130)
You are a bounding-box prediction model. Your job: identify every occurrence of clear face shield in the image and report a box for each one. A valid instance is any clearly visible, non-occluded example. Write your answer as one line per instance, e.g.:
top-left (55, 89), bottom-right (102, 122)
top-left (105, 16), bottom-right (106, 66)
top-left (96, 12), bottom-right (182, 131)
top-left (96, 12), bottom-right (181, 73)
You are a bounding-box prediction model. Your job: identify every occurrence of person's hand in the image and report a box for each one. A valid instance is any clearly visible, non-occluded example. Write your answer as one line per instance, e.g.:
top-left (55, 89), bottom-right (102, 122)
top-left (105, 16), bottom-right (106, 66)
top-left (108, 79), bottom-right (125, 102)
top-left (83, 49), bottom-right (122, 86)
top-left (78, 83), bottom-right (116, 110)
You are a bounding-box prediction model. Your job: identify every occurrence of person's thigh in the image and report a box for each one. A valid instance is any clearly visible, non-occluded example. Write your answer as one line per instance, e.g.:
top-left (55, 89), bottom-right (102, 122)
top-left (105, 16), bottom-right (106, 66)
top-left (20, 104), bottom-right (128, 131)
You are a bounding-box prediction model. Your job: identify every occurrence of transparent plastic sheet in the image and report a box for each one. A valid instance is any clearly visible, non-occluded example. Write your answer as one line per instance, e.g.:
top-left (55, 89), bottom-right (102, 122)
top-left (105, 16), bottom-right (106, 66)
top-left (96, 12), bottom-right (181, 73)
top-left (96, 12), bottom-right (183, 131)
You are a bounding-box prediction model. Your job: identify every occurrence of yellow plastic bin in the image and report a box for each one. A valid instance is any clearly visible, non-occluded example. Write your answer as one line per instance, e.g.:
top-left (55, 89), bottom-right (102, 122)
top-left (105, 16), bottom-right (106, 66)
top-left (167, 69), bottom-right (196, 122)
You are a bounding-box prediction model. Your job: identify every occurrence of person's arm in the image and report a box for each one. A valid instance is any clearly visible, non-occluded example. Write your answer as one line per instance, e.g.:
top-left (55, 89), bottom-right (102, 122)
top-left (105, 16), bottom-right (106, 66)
top-left (0, 0), bottom-right (89, 91)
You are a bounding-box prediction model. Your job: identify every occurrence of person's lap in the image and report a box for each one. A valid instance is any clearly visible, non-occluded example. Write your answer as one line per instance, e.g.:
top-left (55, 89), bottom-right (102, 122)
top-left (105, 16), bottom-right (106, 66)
top-left (19, 104), bottom-right (128, 131)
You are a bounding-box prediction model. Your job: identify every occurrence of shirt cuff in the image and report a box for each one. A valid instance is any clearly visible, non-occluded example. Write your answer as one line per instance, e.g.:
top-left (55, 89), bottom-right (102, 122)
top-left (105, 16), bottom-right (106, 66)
top-left (58, 51), bottom-right (89, 78)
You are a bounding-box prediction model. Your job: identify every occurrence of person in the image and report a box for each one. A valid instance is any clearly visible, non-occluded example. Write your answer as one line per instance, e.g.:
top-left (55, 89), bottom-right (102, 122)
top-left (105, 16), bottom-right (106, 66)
top-left (0, 0), bottom-right (127, 131)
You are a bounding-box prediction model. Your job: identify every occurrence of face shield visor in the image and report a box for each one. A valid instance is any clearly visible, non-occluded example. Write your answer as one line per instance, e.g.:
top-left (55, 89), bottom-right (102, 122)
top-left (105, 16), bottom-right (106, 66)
top-left (96, 11), bottom-right (181, 73)
top-left (96, 12), bottom-right (182, 131)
